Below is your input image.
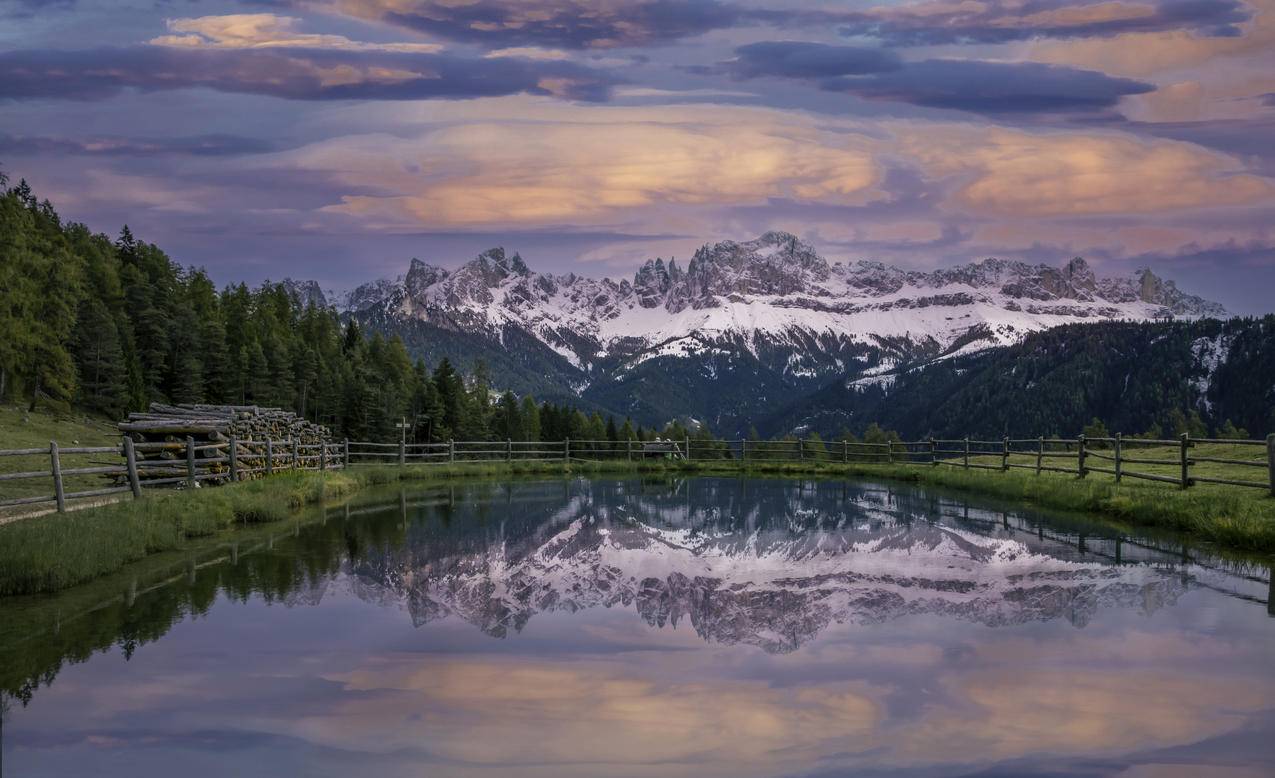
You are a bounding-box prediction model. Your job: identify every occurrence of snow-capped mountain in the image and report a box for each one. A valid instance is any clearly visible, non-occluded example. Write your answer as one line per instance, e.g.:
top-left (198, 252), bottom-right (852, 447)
top-left (333, 232), bottom-right (1225, 431)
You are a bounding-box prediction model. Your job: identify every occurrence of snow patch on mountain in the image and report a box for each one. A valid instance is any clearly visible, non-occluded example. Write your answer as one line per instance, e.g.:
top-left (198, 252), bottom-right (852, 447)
top-left (329, 233), bottom-right (1227, 408)
top-left (1190, 334), bottom-right (1231, 413)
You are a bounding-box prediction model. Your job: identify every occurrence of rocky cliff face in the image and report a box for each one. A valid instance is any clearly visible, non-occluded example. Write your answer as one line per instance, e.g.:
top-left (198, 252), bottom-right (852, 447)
top-left (330, 232), bottom-right (1226, 430)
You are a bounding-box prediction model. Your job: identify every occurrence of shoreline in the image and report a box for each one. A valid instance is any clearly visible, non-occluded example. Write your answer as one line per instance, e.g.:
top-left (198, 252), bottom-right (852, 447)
top-left (1, 458), bottom-right (1272, 597)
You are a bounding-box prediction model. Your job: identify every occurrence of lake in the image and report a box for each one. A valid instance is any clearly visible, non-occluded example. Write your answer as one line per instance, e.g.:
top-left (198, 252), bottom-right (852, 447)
top-left (2, 476), bottom-right (1273, 777)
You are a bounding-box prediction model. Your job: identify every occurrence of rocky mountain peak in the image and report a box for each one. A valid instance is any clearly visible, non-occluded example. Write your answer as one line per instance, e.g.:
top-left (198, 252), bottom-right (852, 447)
top-left (1133, 267), bottom-right (1226, 317)
top-left (663, 232), bottom-right (831, 311)
top-left (405, 258), bottom-right (448, 299)
top-left (279, 278), bottom-right (329, 310)
top-left (633, 257), bottom-right (673, 308)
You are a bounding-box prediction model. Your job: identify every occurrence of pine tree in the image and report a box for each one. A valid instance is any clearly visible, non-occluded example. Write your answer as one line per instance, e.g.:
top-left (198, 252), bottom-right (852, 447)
top-left (520, 395), bottom-right (541, 441)
top-left (497, 391), bottom-right (522, 440)
top-left (433, 358), bottom-right (463, 440)
top-left (72, 297), bottom-right (126, 415)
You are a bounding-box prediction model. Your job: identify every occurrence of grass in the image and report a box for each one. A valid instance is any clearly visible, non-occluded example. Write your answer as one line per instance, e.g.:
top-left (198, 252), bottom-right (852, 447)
top-left (831, 460), bottom-right (1275, 552)
top-left (0, 469), bottom-right (364, 596)
top-left (2, 408), bottom-right (1272, 596)
top-left (0, 405), bottom-right (122, 509)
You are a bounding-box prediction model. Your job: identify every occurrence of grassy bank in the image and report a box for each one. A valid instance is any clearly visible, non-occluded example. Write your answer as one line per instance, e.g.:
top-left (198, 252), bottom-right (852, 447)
top-left (824, 461), bottom-right (1275, 551)
top-left (2, 453), bottom-right (1273, 597)
top-left (0, 405), bottom-right (121, 510)
top-left (0, 460), bottom-right (665, 595)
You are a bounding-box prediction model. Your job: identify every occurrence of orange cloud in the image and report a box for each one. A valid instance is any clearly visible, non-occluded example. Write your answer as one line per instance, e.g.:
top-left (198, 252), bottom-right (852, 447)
top-left (283, 104), bottom-right (882, 228)
top-left (150, 13), bottom-right (446, 53)
top-left (900, 124), bottom-right (1274, 216)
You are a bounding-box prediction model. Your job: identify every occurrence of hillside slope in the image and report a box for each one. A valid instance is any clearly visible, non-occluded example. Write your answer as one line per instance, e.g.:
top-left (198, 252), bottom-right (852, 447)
top-left (761, 317), bottom-right (1275, 439)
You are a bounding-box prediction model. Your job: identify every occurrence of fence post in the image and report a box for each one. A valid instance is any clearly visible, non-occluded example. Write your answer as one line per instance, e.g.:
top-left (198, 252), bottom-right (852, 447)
top-left (123, 437), bottom-right (142, 498)
top-left (343, 438), bottom-right (350, 469)
top-left (686, 435), bottom-right (691, 462)
top-left (1002, 436), bottom-right (1009, 472)
top-left (1077, 435), bottom-right (1087, 478)
top-left (449, 439), bottom-right (456, 463)
top-left (399, 438), bottom-right (406, 467)
top-left (266, 439), bottom-right (274, 476)
top-left (1267, 434), bottom-right (1275, 498)
top-left (963, 436), bottom-right (970, 469)
top-left (797, 438), bottom-right (804, 461)
top-left (186, 436), bottom-right (197, 489)
top-left (887, 440), bottom-right (894, 465)
top-left (627, 438), bottom-right (633, 461)
top-left (563, 438), bottom-right (569, 462)
top-left (842, 439), bottom-right (848, 463)
top-left (1114, 433), bottom-right (1122, 483)
top-left (292, 438), bottom-right (299, 471)
top-left (1180, 433), bottom-right (1190, 489)
top-left (229, 436), bottom-right (239, 482)
top-left (1036, 436), bottom-right (1044, 476)
top-left (507, 438), bottom-right (512, 463)
top-left (929, 437), bottom-right (936, 466)
top-left (45, 440), bottom-right (65, 512)
top-left (319, 439), bottom-right (326, 472)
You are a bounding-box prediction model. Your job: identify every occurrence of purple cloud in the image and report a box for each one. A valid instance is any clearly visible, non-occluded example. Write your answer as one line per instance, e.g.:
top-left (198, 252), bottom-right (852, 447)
top-left (316, 0), bottom-right (739, 49)
top-left (725, 41), bottom-right (901, 79)
top-left (721, 43), bottom-right (1154, 115)
top-left (0, 46), bottom-right (618, 102)
top-left (833, 0), bottom-right (1250, 45)
top-left (0, 133), bottom-right (276, 157)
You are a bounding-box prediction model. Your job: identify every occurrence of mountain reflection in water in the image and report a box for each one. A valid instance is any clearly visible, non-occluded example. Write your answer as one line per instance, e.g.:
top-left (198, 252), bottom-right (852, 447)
top-left (347, 480), bottom-right (1195, 651)
top-left (2, 477), bottom-right (1273, 778)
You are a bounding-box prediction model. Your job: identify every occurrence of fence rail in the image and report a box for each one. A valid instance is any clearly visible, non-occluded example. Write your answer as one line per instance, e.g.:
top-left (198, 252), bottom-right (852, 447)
top-left (2, 431), bottom-right (1273, 514)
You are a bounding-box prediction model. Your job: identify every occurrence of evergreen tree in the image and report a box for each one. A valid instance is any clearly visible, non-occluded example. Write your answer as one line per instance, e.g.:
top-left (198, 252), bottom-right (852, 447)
top-left (496, 391), bottom-right (522, 440)
top-left (520, 395), bottom-right (541, 442)
top-left (72, 297), bottom-right (126, 416)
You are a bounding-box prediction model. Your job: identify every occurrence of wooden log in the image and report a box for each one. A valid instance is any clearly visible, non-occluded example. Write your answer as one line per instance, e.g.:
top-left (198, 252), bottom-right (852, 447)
top-left (119, 421), bottom-right (227, 436)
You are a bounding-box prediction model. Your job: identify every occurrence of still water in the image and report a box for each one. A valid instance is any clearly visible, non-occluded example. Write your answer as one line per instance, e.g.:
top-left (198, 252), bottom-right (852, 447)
top-left (2, 477), bottom-right (1274, 777)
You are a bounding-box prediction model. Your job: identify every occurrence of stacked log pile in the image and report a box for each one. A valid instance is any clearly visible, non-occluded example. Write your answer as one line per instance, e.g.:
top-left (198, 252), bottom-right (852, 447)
top-left (118, 403), bottom-right (332, 481)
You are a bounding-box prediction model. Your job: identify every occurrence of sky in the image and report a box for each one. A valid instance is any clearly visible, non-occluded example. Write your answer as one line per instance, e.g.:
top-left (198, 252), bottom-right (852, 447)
top-left (1, 0), bottom-right (1273, 313)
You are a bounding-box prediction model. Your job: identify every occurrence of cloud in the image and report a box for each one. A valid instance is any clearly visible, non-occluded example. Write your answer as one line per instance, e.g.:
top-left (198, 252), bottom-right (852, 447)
top-left (0, 46), bottom-right (616, 102)
top-left (484, 47), bottom-right (573, 61)
top-left (828, 59), bottom-right (1154, 114)
top-left (1, 0), bottom-right (74, 19)
top-left (272, 103), bottom-right (883, 228)
top-left (724, 41), bottom-right (901, 80)
top-left (307, 0), bottom-right (739, 49)
top-left (150, 13), bottom-right (445, 53)
top-left (1024, 0), bottom-right (1275, 78)
top-left (0, 133), bottom-right (275, 157)
top-left (720, 42), bottom-right (1153, 115)
top-left (834, 0), bottom-right (1251, 46)
top-left (201, 99), bottom-right (1270, 235)
top-left (899, 124), bottom-right (1275, 215)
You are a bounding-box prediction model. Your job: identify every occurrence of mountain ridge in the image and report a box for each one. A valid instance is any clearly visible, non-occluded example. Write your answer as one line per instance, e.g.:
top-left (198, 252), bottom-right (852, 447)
top-left (283, 233), bottom-right (1229, 433)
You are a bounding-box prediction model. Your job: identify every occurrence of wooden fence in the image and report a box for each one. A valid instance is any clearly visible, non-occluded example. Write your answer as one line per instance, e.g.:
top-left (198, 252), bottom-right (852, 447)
top-left (3, 432), bottom-right (1274, 514)
top-left (0, 436), bottom-right (346, 513)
